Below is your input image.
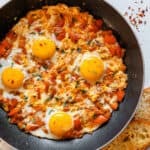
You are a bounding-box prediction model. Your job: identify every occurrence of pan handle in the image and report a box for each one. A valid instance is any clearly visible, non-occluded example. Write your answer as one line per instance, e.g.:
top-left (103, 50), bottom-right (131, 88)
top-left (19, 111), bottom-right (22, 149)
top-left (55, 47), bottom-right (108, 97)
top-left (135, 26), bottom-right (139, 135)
top-left (0, 138), bottom-right (17, 150)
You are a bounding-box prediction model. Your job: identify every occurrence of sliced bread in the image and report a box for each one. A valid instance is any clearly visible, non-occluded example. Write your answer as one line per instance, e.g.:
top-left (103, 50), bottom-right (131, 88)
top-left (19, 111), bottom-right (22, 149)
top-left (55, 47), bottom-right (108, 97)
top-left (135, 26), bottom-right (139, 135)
top-left (102, 88), bottom-right (150, 150)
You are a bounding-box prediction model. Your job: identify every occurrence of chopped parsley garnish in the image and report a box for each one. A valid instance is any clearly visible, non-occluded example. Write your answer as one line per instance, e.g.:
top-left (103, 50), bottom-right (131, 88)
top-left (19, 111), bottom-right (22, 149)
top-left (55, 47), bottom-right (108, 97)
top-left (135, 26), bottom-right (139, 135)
top-left (8, 118), bottom-right (11, 122)
top-left (93, 113), bottom-right (97, 119)
top-left (113, 71), bottom-right (118, 76)
top-left (96, 81), bottom-right (100, 85)
top-left (11, 62), bottom-right (14, 68)
top-left (30, 32), bottom-right (36, 35)
top-left (32, 118), bottom-right (35, 123)
top-left (38, 31), bottom-right (45, 35)
top-left (75, 81), bottom-right (80, 88)
top-left (0, 64), bottom-right (2, 68)
top-left (24, 95), bottom-right (28, 101)
top-left (32, 73), bottom-right (42, 78)
top-left (44, 95), bottom-right (53, 103)
top-left (70, 48), bottom-right (74, 53)
top-left (63, 101), bottom-right (68, 107)
top-left (42, 65), bottom-right (48, 70)
top-left (61, 49), bottom-right (65, 53)
top-left (77, 47), bottom-right (82, 53)
top-left (36, 77), bottom-right (42, 81)
top-left (80, 89), bottom-right (87, 94)
top-left (22, 124), bottom-right (26, 129)
top-left (54, 32), bottom-right (59, 36)
top-left (48, 109), bottom-right (54, 115)
top-left (13, 17), bottom-right (17, 21)
top-left (87, 40), bottom-right (92, 45)
top-left (68, 96), bottom-right (72, 100)
top-left (54, 96), bottom-right (61, 101)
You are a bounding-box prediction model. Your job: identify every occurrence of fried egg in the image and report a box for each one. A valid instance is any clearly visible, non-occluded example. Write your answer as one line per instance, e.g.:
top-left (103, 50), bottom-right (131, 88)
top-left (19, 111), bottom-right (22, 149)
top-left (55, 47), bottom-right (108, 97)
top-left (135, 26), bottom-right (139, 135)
top-left (49, 111), bottom-right (73, 138)
top-left (1, 67), bottom-right (24, 89)
top-left (0, 48), bottom-right (28, 91)
top-left (70, 52), bottom-right (106, 83)
top-left (30, 108), bottom-right (74, 139)
top-left (32, 39), bottom-right (56, 60)
top-left (80, 54), bottom-right (104, 83)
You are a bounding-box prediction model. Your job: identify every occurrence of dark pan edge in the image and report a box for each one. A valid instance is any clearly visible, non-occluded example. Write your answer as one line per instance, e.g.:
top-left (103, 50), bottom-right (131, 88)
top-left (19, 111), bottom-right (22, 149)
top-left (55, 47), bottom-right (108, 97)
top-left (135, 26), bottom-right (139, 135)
top-left (0, 0), bottom-right (144, 150)
top-left (98, 1), bottom-right (144, 149)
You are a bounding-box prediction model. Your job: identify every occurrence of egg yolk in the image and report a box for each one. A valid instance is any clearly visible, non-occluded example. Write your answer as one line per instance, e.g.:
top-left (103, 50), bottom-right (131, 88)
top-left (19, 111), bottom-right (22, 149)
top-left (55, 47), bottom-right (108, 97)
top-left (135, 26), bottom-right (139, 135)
top-left (1, 67), bottom-right (24, 89)
top-left (49, 112), bottom-right (73, 138)
top-left (80, 56), bottom-right (104, 82)
top-left (32, 39), bottom-right (56, 60)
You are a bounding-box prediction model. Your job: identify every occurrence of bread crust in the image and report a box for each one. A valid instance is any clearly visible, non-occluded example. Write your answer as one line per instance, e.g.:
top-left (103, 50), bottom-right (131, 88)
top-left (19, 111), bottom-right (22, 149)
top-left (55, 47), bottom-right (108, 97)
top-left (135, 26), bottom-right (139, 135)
top-left (102, 88), bottom-right (150, 150)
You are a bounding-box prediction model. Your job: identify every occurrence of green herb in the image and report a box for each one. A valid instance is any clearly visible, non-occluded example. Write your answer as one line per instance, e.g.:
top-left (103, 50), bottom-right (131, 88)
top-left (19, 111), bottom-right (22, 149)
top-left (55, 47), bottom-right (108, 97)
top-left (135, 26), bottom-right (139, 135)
top-left (11, 62), bottom-right (14, 68)
top-left (13, 17), bottom-right (17, 21)
top-left (96, 81), bottom-right (100, 85)
top-left (70, 48), bottom-right (74, 53)
top-left (42, 65), bottom-right (48, 70)
top-left (54, 32), bottom-right (59, 36)
top-left (87, 40), bottom-right (92, 45)
top-left (8, 118), bottom-right (11, 122)
top-left (54, 96), bottom-right (61, 101)
top-left (68, 96), bottom-right (72, 100)
top-left (30, 32), bottom-right (36, 35)
top-left (24, 95), bottom-right (28, 101)
top-left (32, 118), bottom-right (35, 123)
top-left (48, 109), bottom-right (54, 115)
top-left (44, 96), bottom-right (53, 103)
top-left (38, 31), bottom-right (45, 35)
top-left (113, 71), bottom-right (118, 76)
top-left (63, 101), bottom-right (68, 107)
top-left (77, 67), bottom-right (80, 72)
top-left (22, 124), bottom-right (26, 129)
top-left (32, 73), bottom-right (42, 78)
top-left (36, 77), bottom-right (42, 81)
top-left (0, 64), bottom-right (2, 68)
top-left (80, 89), bottom-right (87, 94)
top-left (95, 40), bottom-right (100, 45)
top-left (93, 113), bottom-right (97, 119)
top-left (75, 81), bottom-right (80, 88)
top-left (57, 68), bottom-right (65, 73)
top-left (61, 49), bottom-right (65, 53)
top-left (77, 47), bottom-right (82, 53)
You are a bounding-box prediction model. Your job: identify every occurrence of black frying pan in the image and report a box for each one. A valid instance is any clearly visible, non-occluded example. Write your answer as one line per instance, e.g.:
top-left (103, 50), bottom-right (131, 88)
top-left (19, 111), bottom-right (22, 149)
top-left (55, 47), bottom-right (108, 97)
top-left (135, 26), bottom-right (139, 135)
top-left (0, 0), bottom-right (144, 149)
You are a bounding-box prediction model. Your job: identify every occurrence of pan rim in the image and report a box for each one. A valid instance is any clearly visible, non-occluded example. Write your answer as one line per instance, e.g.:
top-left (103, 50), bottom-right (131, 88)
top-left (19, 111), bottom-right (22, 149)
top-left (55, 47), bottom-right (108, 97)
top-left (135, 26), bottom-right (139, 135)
top-left (0, 0), bottom-right (144, 149)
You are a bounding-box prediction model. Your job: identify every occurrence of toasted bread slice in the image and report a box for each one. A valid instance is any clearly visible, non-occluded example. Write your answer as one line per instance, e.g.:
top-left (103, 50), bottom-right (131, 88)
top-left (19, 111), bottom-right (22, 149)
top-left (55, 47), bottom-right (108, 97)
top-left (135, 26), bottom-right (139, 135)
top-left (134, 88), bottom-right (150, 121)
top-left (102, 119), bottom-right (150, 150)
top-left (102, 88), bottom-right (150, 150)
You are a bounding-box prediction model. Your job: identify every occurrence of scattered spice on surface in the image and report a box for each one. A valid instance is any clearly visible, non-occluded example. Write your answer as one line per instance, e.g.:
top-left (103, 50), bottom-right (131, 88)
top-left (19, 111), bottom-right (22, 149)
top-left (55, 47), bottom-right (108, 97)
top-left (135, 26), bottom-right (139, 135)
top-left (124, 0), bottom-right (149, 31)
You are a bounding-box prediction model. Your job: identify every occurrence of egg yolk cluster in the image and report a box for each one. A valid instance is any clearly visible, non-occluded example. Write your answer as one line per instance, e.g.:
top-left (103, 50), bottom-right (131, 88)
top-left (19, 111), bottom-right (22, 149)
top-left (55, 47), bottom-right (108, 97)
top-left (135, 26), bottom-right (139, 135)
top-left (32, 39), bottom-right (56, 60)
top-left (80, 56), bottom-right (104, 82)
top-left (1, 67), bottom-right (24, 89)
top-left (49, 112), bottom-right (73, 138)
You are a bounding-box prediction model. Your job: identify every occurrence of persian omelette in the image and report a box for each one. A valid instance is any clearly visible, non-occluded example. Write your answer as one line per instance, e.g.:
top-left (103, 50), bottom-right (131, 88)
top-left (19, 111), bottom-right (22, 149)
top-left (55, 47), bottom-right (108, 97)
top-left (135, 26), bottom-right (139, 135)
top-left (0, 4), bottom-right (127, 139)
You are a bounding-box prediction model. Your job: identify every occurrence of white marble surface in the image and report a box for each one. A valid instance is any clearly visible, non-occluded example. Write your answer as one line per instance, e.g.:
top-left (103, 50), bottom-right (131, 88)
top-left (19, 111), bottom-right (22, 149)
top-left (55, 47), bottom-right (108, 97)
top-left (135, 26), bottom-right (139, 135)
top-left (0, 0), bottom-right (150, 88)
top-left (106, 0), bottom-right (150, 88)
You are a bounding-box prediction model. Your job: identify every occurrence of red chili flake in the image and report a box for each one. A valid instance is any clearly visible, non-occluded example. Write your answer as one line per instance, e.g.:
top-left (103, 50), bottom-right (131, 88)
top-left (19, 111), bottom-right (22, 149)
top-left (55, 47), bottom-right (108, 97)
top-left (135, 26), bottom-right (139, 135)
top-left (124, 0), bottom-right (149, 31)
